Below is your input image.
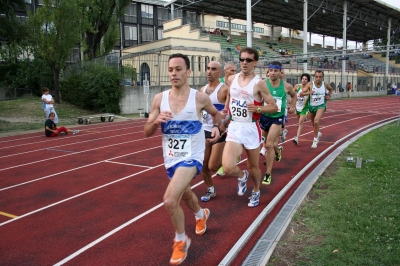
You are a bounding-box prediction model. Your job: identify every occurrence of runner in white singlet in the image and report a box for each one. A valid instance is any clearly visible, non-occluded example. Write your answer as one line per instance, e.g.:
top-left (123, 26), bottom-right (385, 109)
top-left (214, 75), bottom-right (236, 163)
top-left (144, 54), bottom-right (222, 265)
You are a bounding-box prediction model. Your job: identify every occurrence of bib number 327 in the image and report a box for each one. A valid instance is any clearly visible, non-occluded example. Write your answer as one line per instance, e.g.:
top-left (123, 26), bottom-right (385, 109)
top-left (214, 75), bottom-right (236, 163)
top-left (165, 134), bottom-right (191, 158)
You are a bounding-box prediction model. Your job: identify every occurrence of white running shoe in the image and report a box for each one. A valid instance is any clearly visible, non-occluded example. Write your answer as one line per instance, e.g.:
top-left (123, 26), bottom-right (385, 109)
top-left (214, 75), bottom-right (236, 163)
top-left (293, 137), bottom-right (298, 145)
top-left (73, 130), bottom-right (79, 135)
top-left (311, 139), bottom-right (318, 148)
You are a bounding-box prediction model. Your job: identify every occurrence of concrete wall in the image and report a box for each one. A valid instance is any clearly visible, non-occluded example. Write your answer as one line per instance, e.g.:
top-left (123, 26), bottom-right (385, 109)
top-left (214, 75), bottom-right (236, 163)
top-left (120, 85), bottom-right (202, 114)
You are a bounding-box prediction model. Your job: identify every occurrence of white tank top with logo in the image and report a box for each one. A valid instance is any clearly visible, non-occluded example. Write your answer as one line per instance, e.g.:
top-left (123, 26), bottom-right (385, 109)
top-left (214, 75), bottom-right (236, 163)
top-left (201, 83), bottom-right (226, 132)
top-left (229, 73), bottom-right (262, 123)
top-left (310, 81), bottom-right (326, 106)
top-left (160, 88), bottom-right (205, 169)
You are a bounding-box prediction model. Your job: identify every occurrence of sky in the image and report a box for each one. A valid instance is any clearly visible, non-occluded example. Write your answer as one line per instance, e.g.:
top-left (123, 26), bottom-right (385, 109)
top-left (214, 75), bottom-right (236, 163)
top-left (380, 0), bottom-right (400, 9)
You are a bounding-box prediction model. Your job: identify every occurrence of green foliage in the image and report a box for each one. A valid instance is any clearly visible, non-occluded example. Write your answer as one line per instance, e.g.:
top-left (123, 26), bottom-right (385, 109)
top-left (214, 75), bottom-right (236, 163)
top-left (28, 0), bottom-right (83, 102)
top-left (61, 63), bottom-right (122, 114)
top-left (122, 64), bottom-right (137, 82)
top-left (83, 0), bottom-right (131, 59)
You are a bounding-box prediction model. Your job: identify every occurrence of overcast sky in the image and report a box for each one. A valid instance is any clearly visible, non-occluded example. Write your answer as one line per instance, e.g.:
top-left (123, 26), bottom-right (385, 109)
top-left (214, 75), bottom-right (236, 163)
top-left (380, 0), bottom-right (400, 9)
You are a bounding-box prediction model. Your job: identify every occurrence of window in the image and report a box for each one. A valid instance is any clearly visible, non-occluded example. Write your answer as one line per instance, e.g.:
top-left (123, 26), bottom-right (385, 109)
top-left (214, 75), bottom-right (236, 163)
top-left (141, 4), bottom-right (153, 24)
top-left (157, 27), bottom-right (164, 40)
top-left (142, 26), bottom-right (154, 42)
top-left (38, 0), bottom-right (43, 5)
top-left (174, 9), bottom-right (182, 18)
top-left (216, 21), bottom-right (224, 28)
top-left (124, 3), bottom-right (137, 23)
top-left (124, 26), bottom-right (137, 40)
top-left (24, 0), bottom-right (31, 3)
top-left (141, 4), bottom-right (153, 18)
top-left (157, 7), bottom-right (169, 23)
top-left (254, 27), bottom-right (264, 33)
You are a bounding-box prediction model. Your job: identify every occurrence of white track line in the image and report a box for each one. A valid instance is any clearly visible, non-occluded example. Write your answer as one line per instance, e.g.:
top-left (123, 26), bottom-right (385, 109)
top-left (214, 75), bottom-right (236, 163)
top-left (104, 160), bottom-right (152, 168)
top-left (0, 146), bottom-right (161, 191)
top-left (0, 135), bottom-right (159, 172)
top-left (0, 162), bottom-right (165, 227)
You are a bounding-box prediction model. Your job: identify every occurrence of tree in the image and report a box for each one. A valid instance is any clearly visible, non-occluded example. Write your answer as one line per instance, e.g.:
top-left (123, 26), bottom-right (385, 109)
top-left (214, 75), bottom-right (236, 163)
top-left (83, 0), bottom-right (130, 60)
top-left (28, 0), bottom-right (82, 103)
top-left (0, 0), bottom-right (30, 63)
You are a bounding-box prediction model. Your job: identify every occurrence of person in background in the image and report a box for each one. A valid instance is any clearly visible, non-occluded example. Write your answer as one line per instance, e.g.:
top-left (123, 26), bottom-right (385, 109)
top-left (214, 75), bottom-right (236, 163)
top-left (45, 112), bottom-right (79, 137)
top-left (42, 87), bottom-right (59, 124)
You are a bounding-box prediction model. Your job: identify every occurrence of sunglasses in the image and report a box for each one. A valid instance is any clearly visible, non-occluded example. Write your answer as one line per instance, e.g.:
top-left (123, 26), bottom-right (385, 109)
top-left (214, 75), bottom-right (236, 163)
top-left (239, 58), bottom-right (255, 63)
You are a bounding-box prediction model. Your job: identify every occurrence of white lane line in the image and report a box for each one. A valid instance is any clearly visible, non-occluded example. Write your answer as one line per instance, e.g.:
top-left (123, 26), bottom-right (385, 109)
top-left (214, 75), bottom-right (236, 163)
top-left (0, 135), bottom-right (160, 172)
top-left (0, 163), bottom-right (165, 227)
top-left (0, 120), bottom-right (144, 145)
top-left (0, 146), bottom-right (161, 191)
top-left (0, 124), bottom-right (147, 152)
top-left (104, 160), bottom-right (152, 168)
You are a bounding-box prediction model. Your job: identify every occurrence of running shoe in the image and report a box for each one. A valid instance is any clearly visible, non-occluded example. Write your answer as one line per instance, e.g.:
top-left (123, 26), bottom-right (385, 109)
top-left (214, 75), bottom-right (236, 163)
top-left (248, 191), bottom-right (260, 207)
top-left (260, 147), bottom-right (266, 156)
top-left (170, 236), bottom-right (191, 265)
top-left (200, 189), bottom-right (216, 202)
top-left (262, 173), bottom-right (272, 185)
top-left (311, 139), bottom-right (318, 148)
top-left (281, 129), bottom-right (288, 142)
top-left (237, 170), bottom-right (248, 196)
top-left (275, 146), bottom-right (283, 162)
top-left (216, 167), bottom-right (225, 176)
top-left (195, 208), bottom-right (210, 235)
top-left (73, 130), bottom-right (79, 135)
top-left (293, 137), bottom-right (299, 145)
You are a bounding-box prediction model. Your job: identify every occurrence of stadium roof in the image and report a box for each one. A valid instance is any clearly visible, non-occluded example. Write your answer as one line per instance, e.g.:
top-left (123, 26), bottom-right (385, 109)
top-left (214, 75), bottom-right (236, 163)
top-left (164, 0), bottom-right (400, 43)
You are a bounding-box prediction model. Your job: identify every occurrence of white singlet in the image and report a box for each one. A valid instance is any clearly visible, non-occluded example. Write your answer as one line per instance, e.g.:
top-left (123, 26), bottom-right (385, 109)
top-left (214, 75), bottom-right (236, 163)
top-left (201, 83), bottom-right (225, 132)
top-left (310, 81), bottom-right (326, 106)
top-left (160, 89), bottom-right (205, 169)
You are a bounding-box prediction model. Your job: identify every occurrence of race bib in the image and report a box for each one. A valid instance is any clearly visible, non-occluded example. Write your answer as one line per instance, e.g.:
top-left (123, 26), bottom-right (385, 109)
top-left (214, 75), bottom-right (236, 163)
top-left (201, 110), bottom-right (208, 123)
top-left (164, 134), bottom-right (191, 158)
top-left (230, 98), bottom-right (248, 119)
top-left (274, 97), bottom-right (282, 112)
top-left (311, 94), bottom-right (324, 106)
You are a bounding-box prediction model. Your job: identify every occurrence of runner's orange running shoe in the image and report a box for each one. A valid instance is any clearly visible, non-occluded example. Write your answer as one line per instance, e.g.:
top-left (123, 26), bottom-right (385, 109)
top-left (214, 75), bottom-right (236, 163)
top-left (170, 236), bottom-right (191, 265)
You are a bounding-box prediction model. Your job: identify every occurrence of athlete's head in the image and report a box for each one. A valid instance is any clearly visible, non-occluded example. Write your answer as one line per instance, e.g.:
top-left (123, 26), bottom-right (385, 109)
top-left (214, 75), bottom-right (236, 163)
top-left (43, 87), bottom-right (50, 94)
top-left (314, 70), bottom-right (324, 85)
top-left (168, 53), bottom-right (191, 88)
top-left (268, 61), bottom-right (282, 82)
top-left (207, 61), bottom-right (222, 83)
top-left (239, 47), bottom-right (258, 75)
top-left (48, 112), bottom-right (55, 120)
top-left (300, 73), bottom-right (311, 85)
top-left (223, 61), bottom-right (237, 78)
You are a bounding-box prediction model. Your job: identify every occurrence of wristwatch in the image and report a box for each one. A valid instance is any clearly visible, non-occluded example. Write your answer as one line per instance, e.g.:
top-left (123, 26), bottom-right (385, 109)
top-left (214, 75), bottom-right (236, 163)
top-left (256, 107), bottom-right (261, 113)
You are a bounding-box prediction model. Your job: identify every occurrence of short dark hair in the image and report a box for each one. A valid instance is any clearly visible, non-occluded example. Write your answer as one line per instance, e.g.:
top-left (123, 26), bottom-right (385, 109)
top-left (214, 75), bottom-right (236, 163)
top-left (240, 47), bottom-right (259, 61)
top-left (300, 73), bottom-right (311, 82)
top-left (43, 87), bottom-right (49, 92)
top-left (314, 70), bottom-right (324, 76)
top-left (168, 53), bottom-right (190, 70)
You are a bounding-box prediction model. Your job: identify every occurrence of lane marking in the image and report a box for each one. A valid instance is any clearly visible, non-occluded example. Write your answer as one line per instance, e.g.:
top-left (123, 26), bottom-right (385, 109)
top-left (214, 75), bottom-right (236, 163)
top-left (0, 211), bottom-right (18, 218)
top-left (0, 163), bottom-right (165, 227)
top-left (0, 135), bottom-right (160, 172)
top-left (0, 146), bottom-right (161, 191)
top-left (104, 160), bottom-right (152, 168)
top-left (45, 148), bottom-right (77, 153)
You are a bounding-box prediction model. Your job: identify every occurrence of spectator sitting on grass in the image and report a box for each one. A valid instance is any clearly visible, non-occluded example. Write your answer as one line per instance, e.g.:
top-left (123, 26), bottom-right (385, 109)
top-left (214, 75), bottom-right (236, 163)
top-left (45, 112), bottom-right (79, 137)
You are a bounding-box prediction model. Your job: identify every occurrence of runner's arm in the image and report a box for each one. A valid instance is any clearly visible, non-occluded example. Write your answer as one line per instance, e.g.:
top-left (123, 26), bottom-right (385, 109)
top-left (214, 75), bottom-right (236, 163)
top-left (285, 83), bottom-right (297, 113)
top-left (144, 93), bottom-right (171, 137)
top-left (257, 80), bottom-right (278, 114)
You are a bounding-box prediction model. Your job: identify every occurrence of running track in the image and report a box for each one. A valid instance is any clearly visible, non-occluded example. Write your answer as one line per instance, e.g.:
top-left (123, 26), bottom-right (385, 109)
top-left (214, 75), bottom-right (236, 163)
top-left (0, 96), bottom-right (399, 265)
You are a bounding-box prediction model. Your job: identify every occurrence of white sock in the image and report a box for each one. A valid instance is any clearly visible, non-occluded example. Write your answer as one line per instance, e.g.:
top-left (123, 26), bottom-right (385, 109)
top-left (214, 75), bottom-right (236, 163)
top-left (175, 231), bottom-right (186, 242)
top-left (195, 208), bottom-right (204, 220)
top-left (207, 186), bottom-right (215, 193)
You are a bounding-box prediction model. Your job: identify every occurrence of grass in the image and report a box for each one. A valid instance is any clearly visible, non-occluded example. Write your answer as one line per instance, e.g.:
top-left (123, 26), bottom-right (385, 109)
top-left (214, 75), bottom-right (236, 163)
top-left (269, 122), bottom-right (400, 266)
top-left (0, 95), bottom-right (141, 133)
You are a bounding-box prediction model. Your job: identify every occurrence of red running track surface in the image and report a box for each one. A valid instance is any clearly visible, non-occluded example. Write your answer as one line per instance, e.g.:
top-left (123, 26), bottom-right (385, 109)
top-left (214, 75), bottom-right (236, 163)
top-left (0, 96), bottom-right (399, 265)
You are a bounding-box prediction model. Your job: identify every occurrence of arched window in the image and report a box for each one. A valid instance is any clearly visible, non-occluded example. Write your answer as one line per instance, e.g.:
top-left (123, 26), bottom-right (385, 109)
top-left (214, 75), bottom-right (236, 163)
top-left (211, 56), bottom-right (216, 61)
top-left (140, 62), bottom-right (150, 85)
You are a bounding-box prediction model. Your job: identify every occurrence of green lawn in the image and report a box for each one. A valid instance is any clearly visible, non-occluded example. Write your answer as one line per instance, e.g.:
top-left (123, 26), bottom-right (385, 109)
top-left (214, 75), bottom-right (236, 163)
top-left (270, 122), bottom-right (400, 265)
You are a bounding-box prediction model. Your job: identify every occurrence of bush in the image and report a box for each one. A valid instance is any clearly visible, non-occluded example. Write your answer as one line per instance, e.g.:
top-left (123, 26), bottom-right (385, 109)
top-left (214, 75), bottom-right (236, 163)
top-left (61, 63), bottom-right (122, 114)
